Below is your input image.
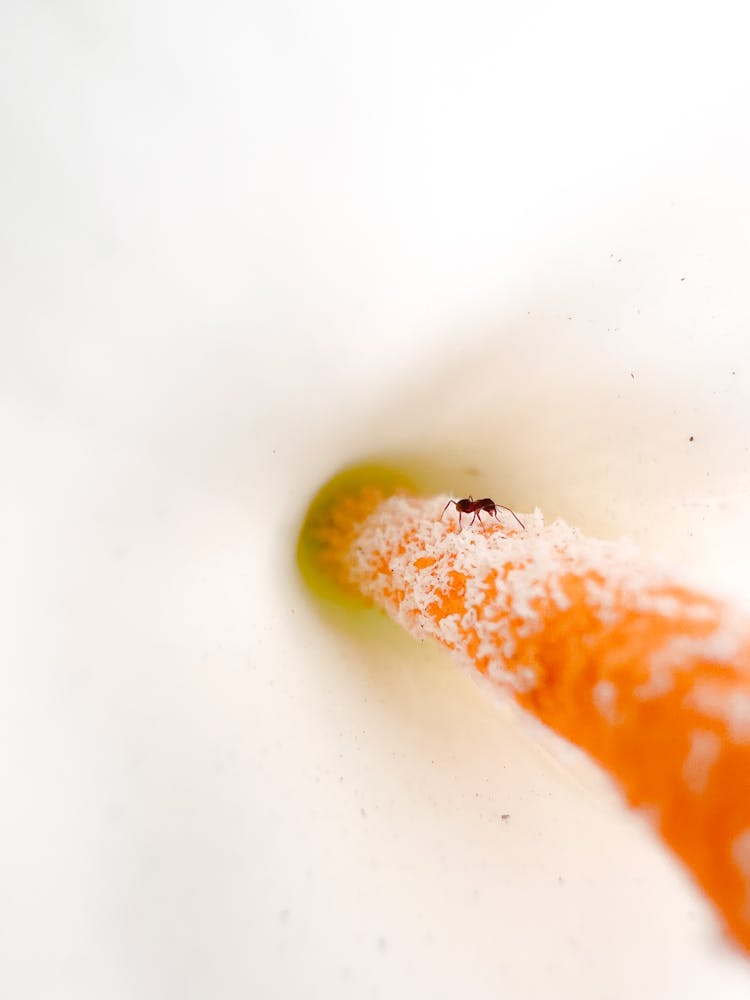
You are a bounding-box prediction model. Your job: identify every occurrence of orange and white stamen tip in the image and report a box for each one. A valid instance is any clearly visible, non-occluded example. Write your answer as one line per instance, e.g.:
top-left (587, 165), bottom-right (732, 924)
top-left (304, 477), bottom-right (750, 955)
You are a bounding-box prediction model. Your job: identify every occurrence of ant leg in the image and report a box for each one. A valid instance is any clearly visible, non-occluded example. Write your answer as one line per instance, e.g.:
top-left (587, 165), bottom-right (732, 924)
top-left (496, 505), bottom-right (525, 530)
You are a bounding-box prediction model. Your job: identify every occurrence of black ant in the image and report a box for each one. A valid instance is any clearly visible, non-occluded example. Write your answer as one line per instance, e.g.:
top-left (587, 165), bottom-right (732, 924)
top-left (440, 496), bottom-right (525, 531)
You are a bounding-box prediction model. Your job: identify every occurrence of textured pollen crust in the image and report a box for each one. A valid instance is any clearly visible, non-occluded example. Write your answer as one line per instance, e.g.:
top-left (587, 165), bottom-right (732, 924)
top-left (328, 491), bottom-right (750, 954)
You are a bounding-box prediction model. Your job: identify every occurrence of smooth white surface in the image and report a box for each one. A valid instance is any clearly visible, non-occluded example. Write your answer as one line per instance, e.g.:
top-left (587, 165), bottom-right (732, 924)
top-left (3, 2), bottom-right (750, 997)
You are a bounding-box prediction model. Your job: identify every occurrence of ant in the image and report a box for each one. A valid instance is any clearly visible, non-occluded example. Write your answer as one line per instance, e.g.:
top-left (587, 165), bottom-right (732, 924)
top-left (440, 496), bottom-right (525, 531)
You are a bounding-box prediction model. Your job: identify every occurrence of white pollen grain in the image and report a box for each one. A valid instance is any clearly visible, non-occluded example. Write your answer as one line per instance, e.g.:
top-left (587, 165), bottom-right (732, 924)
top-left (592, 679), bottom-right (618, 723)
top-left (682, 730), bottom-right (722, 795)
top-left (637, 628), bottom-right (742, 701)
top-left (732, 829), bottom-right (750, 921)
top-left (687, 683), bottom-right (750, 743)
top-left (733, 829), bottom-right (750, 875)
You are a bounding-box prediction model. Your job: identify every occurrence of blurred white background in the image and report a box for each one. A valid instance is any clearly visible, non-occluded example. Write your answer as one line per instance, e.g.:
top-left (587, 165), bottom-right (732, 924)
top-left (3, 1), bottom-right (750, 997)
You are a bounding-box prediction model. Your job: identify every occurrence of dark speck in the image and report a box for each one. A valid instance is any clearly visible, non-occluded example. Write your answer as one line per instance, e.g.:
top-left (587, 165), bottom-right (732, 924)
top-left (680, 276), bottom-right (686, 282)
top-left (689, 435), bottom-right (694, 442)
top-left (501, 813), bottom-right (510, 821)
top-left (630, 372), bottom-right (635, 379)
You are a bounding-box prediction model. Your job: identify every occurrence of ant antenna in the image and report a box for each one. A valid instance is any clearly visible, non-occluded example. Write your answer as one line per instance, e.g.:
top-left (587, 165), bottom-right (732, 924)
top-left (495, 504), bottom-right (525, 530)
top-left (440, 499), bottom-right (455, 520)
